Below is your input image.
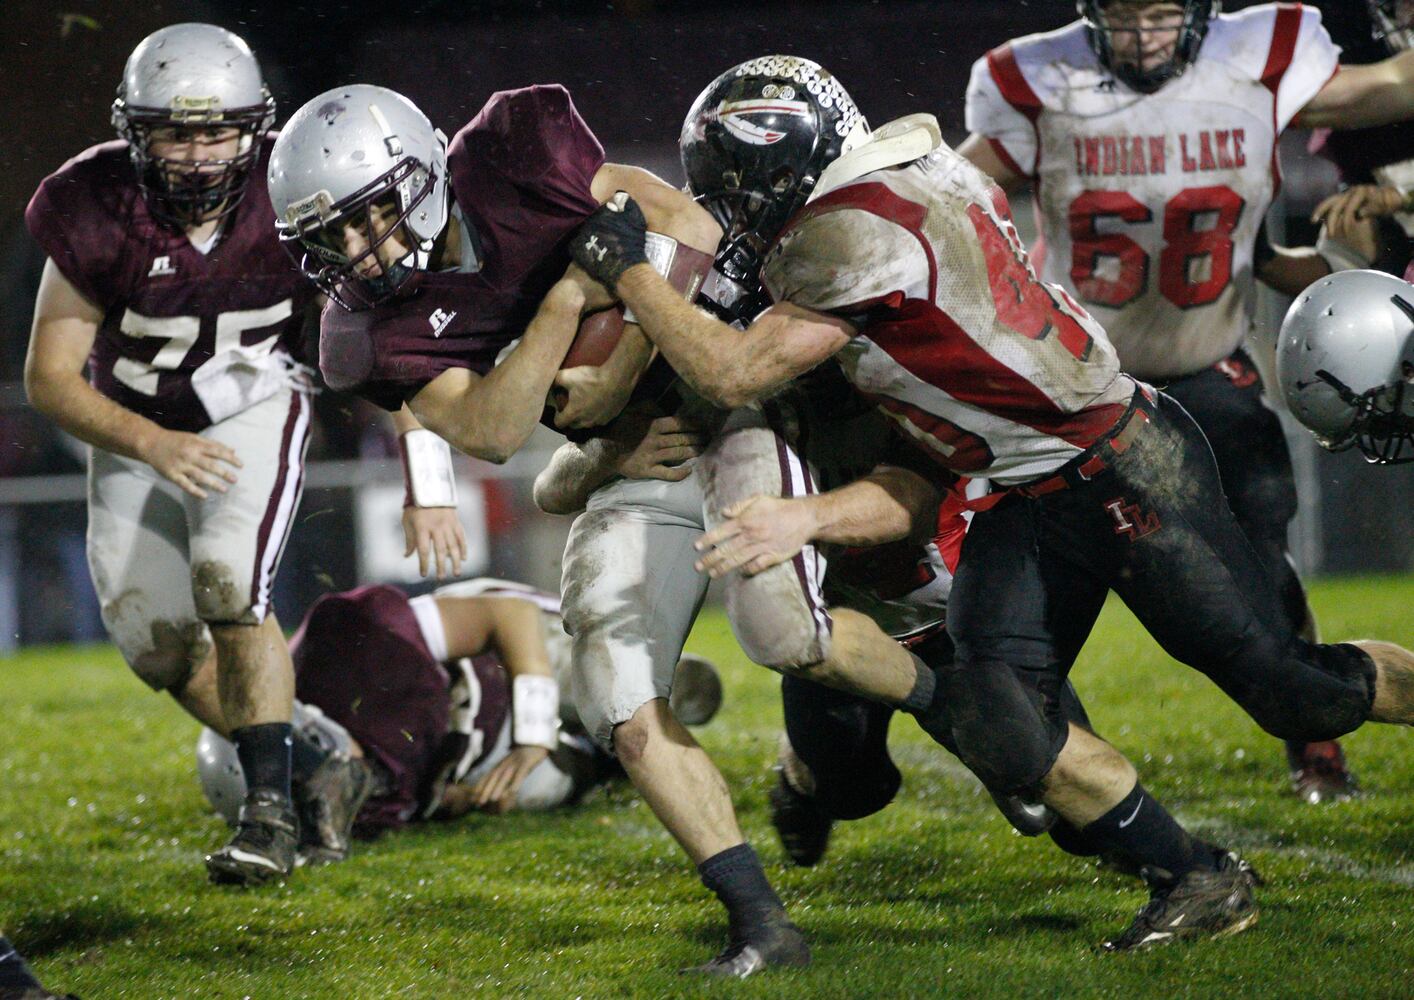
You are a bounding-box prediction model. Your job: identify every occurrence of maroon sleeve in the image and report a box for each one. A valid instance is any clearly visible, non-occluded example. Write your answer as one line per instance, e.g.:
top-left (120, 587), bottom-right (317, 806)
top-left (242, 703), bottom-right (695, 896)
top-left (319, 298), bottom-right (454, 412)
top-left (24, 145), bottom-right (133, 308)
top-left (467, 84), bottom-right (605, 211)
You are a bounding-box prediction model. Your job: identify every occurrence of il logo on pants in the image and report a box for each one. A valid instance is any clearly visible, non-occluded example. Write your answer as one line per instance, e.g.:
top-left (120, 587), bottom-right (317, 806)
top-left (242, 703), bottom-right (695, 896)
top-left (1105, 497), bottom-right (1161, 542)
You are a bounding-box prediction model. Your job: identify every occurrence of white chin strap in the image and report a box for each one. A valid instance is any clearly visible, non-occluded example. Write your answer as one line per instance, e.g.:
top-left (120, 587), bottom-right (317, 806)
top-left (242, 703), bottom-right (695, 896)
top-left (810, 114), bottom-right (944, 203)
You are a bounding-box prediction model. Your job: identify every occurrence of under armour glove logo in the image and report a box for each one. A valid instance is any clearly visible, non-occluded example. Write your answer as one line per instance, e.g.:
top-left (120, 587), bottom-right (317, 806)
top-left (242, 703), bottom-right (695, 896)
top-left (572, 191), bottom-right (650, 288)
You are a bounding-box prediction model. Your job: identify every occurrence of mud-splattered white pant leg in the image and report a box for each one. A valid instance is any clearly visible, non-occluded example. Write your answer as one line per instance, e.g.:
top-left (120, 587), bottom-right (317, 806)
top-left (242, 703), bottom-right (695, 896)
top-left (699, 402), bottom-right (832, 672)
top-left (560, 475), bottom-right (709, 751)
top-left (188, 385), bottom-right (312, 625)
top-left (86, 385), bottom-right (311, 691)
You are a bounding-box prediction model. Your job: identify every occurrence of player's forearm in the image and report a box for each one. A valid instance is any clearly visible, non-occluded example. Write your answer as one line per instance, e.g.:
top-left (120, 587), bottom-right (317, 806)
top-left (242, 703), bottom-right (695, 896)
top-left (24, 367), bottom-right (162, 462)
top-left (616, 265), bottom-right (783, 408)
top-left (452, 282), bottom-right (584, 462)
top-left (532, 438), bottom-right (622, 515)
top-left (1299, 51), bottom-right (1414, 129)
top-left (1256, 246), bottom-right (1331, 298)
top-left (489, 598), bottom-right (554, 680)
top-left (806, 468), bottom-right (939, 547)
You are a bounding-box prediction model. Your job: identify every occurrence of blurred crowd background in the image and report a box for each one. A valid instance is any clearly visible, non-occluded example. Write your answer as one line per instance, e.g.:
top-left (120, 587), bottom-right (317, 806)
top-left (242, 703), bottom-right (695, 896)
top-left (1, 0), bottom-right (1411, 651)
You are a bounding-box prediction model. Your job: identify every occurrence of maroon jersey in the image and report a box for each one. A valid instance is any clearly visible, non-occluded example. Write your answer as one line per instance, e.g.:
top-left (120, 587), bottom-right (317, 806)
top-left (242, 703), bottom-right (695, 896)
top-left (25, 137), bottom-right (311, 432)
top-left (290, 584), bottom-right (511, 832)
top-left (320, 85), bottom-right (606, 411)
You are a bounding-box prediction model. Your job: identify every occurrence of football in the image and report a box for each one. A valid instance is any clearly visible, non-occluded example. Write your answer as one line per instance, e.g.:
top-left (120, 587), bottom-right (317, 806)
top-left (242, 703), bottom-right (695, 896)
top-left (560, 233), bottom-right (714, 369)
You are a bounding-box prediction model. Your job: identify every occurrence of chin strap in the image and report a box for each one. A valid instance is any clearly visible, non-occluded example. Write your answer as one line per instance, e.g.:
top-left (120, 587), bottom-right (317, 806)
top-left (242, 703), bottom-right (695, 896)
top-left (809, 114), bottom-right (944, 203)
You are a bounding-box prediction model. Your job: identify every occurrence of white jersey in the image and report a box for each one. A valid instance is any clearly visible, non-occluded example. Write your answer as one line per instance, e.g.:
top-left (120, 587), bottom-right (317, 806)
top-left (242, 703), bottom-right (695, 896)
top-left (965, 3), bottom-right (1340, 380)
top-left (763, 140), bottom-right (1135, 486)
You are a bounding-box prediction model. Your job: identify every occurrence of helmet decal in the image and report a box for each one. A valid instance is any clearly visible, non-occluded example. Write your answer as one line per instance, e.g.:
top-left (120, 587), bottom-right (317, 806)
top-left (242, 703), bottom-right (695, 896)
top-left (716, 98), bottom-right (815, 146)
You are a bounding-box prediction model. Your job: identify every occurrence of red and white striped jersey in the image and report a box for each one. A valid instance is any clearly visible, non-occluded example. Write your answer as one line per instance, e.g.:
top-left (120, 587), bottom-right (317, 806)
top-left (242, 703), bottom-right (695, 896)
top-left (763, 142), bottom-right (1136, 487)
top-left (965, 3), bottom-right (1340, 381)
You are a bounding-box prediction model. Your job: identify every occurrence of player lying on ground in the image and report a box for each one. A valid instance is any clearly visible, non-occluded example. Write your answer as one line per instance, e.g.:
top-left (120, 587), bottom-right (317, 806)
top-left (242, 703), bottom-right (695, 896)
top-left (270, 84), bottom-right (829, 976)
top-left (959, 0), bottom-right (1414, 801)
top-left (21, 24), bottom-right (394, 886)
top-left (570, 54), bottom-right (1414, 951)
top-left (196, 578), bottom-right (724, 834)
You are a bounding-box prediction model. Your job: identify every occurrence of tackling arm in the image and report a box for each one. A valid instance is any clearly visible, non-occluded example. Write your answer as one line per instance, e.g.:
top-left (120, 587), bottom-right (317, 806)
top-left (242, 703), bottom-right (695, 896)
top-left (695, 465), bottom-right (942, 579)
top-left (550, 163), bottom-right (726, 429)
top-left (1294, 50), bottom-right (1414, 130)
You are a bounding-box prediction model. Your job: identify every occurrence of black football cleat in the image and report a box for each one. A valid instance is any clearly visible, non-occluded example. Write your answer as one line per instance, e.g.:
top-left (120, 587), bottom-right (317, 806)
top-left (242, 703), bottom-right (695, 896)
top-left (669, 654), bottom-right (725, 727)
top-left (1101, 851), bottom-right (1259, 952)
top-left (682, 912), bottom-right (811, 978)
top-left (295, 754), bottom-right (375, 865)
top-left (206, 790), bottom-right (299, 885)
top-left (768, 767), bottom-right (833, 868)
top-left (1287, 740), bottom-right (1358, 804)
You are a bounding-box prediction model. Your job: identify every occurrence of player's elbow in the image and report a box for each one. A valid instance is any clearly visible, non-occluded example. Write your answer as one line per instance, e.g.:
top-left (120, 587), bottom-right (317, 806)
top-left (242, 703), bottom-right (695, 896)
top-left (23, 360), bottom-right (66, 419)
top-left (532, 474), bottom-right (579, 516)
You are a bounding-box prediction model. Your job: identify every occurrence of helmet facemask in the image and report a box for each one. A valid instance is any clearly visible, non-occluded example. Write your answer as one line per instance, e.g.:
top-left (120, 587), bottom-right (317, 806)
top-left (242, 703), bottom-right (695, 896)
top-left (278, 156), bottom-right (442, 310)
top-left (1370, 1), bottom-right (1414, 53)
top-left (113, 95), bottom-right (275, 229)
top-left (1311, 356), bottom-right (1414, 464)
top-left (1078, 1), bottom-right (1220, 94)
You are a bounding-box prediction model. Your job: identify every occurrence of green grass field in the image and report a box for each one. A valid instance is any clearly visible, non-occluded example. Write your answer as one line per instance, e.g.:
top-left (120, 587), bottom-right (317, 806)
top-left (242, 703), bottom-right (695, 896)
top-left (3, 576), bottom-right (1412, 998)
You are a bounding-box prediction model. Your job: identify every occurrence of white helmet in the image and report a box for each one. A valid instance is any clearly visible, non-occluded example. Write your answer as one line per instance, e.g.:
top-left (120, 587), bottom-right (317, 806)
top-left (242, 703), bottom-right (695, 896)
top-left (1277, 269), bottom-right (1414, 464)
top-left (267, 85), bottom-right (449, 309)
top-left (111, 23), bottom-right (275, 227)
top-left (196, 702), bottom-right (357, 825)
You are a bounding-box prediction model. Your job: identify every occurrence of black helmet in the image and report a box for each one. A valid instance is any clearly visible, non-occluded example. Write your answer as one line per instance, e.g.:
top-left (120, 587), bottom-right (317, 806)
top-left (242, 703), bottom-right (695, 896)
top-left (1077, 1), bottom-right (1221, 94)
top-left (680, 56), bottom-right (869, 292)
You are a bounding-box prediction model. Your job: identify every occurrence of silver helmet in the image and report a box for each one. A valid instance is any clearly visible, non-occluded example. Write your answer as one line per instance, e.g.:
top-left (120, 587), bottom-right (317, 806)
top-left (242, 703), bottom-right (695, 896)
top-left (1277, 269), bottom-right (1414, 464)
top-left (267, 85), bottom-right (450, 310)
top-left (196, 702), bottom-right (357, 825)
top-left (111, 23), bottom-right (275, 229)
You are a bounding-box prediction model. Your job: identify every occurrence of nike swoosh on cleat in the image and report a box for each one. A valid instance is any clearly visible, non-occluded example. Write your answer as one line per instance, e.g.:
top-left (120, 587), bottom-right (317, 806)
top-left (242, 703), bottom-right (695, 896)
top-left (1140, 931), bottom-right (1173, 945)
top-left (1118, 797), bottom-right (1144, 828)
top-left (217, 849), bottom-right (282, 871)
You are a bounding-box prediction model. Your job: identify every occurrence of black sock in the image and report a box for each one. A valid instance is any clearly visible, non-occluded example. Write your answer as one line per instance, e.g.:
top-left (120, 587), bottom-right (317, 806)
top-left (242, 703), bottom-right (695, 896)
top-left (291, 729), bottom-right (330, 785)
top-left (0, 935), bottom-right (42, 990)
top-left (1079, 783), bottom-right (1211, 879)
top-left (899, 654), bottom-right (937, 714)
top-left (233, 722), bottom-right (294, 803)
top-left (698, 844), bottom-right (787, 938)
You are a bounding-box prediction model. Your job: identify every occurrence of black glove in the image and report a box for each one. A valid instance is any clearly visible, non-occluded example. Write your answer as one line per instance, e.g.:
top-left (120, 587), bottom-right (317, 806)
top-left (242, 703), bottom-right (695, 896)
top-left (571, 191), bottom-right (649, 288)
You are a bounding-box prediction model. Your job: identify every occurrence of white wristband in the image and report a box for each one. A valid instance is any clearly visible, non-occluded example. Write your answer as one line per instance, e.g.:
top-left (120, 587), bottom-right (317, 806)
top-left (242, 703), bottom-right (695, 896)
top-left (1315, 229), bottom-right (1373, 274)
top-left (400, 428), bottom-right (458, 508)
top-left (512, 674), bottom-right (560, 750)
top-left (620, 232), bottom-right (679, 325)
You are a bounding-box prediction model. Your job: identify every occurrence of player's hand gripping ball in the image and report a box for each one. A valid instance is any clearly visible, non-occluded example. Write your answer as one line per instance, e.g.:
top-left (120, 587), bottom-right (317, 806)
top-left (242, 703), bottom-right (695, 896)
top-left (572, 191), bottom-right (649, 287)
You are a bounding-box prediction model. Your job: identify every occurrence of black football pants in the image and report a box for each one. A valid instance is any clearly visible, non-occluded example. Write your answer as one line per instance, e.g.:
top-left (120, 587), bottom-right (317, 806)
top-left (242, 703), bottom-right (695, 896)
top-left (943, 393), bottom-right (1376, 798)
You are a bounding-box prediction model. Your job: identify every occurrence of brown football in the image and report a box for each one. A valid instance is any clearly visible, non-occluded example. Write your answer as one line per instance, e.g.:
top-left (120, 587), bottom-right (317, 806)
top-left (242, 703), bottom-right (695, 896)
top-left (559, 237), bottom-right (715, 370)
top-left (562, 306), bottom-right (627, 369)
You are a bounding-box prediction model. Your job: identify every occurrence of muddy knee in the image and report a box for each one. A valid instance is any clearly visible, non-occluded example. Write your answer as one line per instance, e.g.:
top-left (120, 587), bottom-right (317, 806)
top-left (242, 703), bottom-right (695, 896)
top-left (100, 589), bottom-right (208, 691)
top-left (192, 560), bottom-right (259, 624)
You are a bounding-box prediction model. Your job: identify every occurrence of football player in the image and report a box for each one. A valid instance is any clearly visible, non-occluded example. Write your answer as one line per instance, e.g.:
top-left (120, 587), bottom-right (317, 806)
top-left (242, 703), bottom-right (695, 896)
top-left (1276, 268), bottom-right (1414, 464)
top-left (195, 577), bottom-right (724, 836)
top-left (959, 0), bottom-right (1414, 801)
top-left (570, 55), bottom-right (1414, 950)
top-left (269, 83), bottom-right (827, 976)
top-left (21, 23), bottom-right (391, 886)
